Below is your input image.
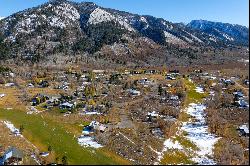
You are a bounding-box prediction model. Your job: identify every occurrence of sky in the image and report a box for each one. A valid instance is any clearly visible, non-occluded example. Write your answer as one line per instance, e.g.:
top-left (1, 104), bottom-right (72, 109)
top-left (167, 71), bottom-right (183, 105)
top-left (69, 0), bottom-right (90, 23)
top-left (0, 0), bottom-right (249, 26)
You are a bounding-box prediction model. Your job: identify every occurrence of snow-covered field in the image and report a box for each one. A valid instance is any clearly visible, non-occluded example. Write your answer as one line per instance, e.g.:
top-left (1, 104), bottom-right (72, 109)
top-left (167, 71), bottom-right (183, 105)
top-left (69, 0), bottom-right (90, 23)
top-left (181, 103), bottom-right (220, 165)
top-left (3, 120), bottom-right (21, 136)
top-left (156, 103), bottom-right (220, 165)
top-left (77, 135), bottom-right (103, 148)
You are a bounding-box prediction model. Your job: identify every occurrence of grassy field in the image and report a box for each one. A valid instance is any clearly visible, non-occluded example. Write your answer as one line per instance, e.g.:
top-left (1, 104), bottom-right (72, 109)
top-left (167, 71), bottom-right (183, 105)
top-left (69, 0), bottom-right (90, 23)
top-left (160, 149), bottom-right (195, 165)
top-left (173, 135), bottom-right (199, 152)
top-left (0, 108), bottom-right (129, 165)
top-left (183, 78), bottom-right (208, 105)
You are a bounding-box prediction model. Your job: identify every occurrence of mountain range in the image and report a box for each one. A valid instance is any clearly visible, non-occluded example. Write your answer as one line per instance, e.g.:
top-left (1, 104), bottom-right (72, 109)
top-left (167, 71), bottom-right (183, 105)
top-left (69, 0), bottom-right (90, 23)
top-left (0, 0), bottom-right (248, 67)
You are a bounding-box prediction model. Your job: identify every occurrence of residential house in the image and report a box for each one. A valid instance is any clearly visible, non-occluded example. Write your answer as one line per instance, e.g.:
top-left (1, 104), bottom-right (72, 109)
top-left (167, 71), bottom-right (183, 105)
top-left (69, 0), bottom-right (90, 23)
top-left (128, 89), bottom-right (141, 96)
top-left (237, 124), bottom-right (249, 137)
top-left (223, 79), bottom-right (235, 86)
top-left (38, 80), bottom-right (49, 88)
top-left (147, 111), bottom-right (159, 122)
top-left (31, 94), bottom-right (49, 106)
top-left (166, 75), bottom-right (176, 80)
top-left (89, 121), bottom-right (107, 133)
top-left (235, 99), bottom-right (249, 108)
top-left (151, 128), bottom-right (164, 138)
top-left (59, 102), bottom-right (76, 111)
top-left (82, 125), bottom-right (94, 135)
top-left (0, 147), bottom-right (23, 165)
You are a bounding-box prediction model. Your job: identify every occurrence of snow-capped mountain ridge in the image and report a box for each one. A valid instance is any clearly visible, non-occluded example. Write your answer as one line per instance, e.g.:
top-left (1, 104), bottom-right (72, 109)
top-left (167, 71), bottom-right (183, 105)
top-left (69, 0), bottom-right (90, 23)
top-left (0, 0), bottom-right (248, 62)
top-left (188, 20), bottom-right (248, 45)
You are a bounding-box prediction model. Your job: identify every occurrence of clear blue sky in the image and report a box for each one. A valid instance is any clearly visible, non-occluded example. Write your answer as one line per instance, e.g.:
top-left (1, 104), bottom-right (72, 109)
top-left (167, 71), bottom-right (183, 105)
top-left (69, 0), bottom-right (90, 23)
top-left (0, 0), bottom-right (249, 26)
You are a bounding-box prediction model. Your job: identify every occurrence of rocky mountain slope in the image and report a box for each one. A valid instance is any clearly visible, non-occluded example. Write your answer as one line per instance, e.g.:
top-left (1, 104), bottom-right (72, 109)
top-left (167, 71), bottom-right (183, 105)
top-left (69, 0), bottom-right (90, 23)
top-left (0, 0), bottom-right (248, 65)
top-left (187, 20), bottom-right (249, 46)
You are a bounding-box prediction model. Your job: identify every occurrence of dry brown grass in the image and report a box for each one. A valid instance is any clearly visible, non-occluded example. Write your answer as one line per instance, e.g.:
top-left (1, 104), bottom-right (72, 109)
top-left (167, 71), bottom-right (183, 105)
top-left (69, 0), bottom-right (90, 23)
top-left (0, 86), bottom-right (26, 110)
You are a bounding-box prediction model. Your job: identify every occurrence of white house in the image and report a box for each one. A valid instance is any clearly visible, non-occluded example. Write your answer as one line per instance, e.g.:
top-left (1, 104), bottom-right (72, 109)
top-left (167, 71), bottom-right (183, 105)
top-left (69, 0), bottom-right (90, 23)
top-left (128, 89), bottom-right (141, 96)
top-left (60, 102), bottom-right (75, 110)
top-left (90, 121), bottom-right (107, 132)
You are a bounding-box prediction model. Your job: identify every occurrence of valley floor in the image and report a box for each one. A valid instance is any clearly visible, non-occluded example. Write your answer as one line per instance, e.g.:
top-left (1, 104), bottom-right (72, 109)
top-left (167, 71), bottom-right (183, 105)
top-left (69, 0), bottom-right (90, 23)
top-left (0, 64), bottom-right (249, 165)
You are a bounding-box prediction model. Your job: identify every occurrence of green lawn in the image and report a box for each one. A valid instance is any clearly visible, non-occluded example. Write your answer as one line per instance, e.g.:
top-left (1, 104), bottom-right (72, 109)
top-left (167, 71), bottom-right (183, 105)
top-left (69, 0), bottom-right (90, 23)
top-left (160, 149), bottom-right (195, 165)
top-left (183, 78), bottom-right (208, 105)
top-left (0, 109), bottom-right (129, 165)
top-left (173, 135), bottom-right (199, 151)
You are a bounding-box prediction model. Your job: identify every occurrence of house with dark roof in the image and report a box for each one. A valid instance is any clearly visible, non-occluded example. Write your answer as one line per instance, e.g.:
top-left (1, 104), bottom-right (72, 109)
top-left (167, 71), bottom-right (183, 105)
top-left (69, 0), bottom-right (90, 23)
top-left (237, 124), bottom-right (249, 137)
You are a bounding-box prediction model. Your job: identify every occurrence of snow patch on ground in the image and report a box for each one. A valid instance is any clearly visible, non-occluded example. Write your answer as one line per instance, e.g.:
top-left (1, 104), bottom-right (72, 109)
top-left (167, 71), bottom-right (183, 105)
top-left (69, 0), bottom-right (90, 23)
top-left (88, 8), bottom-right (115, 24)
top-left (214, 28), bottom-right (234, 41)
top-left (222, 33), bottom-right (234, 41)
top-left (140, 16), bottom-right (149, 29)
top-left (185, 31), bottom-right (204, 43)
top-left (155, 138), bottom-right (183, 165)
top-left (163, 31), bottom-right (186, 45)
top-left (163, 139), bottom-right (183, 150)
top-left (3, 121), bottom-right (21, 136)
top-left (88, 8), bottom-right (135, 32)
top-left (183, 36), bottom-right (194, 43)
top-left (209, 37), bottom-right (217, 42)
top-left (195, 86), bottom-right (204, 93)
top-left (161, 21), bottom-right (173, 30)
top-left (54, 3), bottom-right (80, 21)
top-left (84, 112), bottom-right (101, 115)
top-left (27, 106), bottom-right (40, 115)
top-left (49, 16), bottom-right (66, 28)
top-left (181, 103), bottom-right (220, 165)
top-left (78, 135), bottom-right (103, 148)
top-left (156, 101), bottom-right (219, 165)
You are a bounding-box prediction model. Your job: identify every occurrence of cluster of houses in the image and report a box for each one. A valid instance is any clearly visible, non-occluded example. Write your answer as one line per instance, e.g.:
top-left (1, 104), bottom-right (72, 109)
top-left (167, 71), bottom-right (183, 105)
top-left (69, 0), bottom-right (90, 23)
top-left (192, 70), bottom-right (249, 109)
top-left (31, 93), bottom-right (78, 112)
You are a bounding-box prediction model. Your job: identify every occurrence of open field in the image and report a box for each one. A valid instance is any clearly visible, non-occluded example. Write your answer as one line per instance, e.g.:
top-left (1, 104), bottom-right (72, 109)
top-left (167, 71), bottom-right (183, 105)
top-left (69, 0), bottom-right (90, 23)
top-left (183, 78), bottom-right (208, 105)
top-left (0, 108), bottom-right (129, 165)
